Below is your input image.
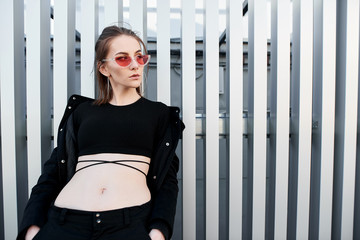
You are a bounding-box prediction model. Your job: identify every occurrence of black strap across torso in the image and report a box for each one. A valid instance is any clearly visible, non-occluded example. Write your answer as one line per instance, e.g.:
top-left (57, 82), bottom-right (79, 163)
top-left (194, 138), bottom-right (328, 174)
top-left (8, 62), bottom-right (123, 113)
top-left (75, 159), bottom-right (150, 176)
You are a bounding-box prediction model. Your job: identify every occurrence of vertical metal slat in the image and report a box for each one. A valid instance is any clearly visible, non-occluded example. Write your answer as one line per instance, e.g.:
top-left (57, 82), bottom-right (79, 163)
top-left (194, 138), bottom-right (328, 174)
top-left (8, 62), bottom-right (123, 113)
top-left (181, 0), bottom-right (197, 239)
top-left (156, 0), bottom-right (170, 104)
top-left (81, 0), bottom-right (98, 98)
top-left (104, 0), bottom-right (123, 27)
top-left (227, 0), bottom-right (243, 238)
top-left (318, 0), bottom-right (336, 238)
top-left (293, 0), bottom-right (314, 238)
top-left (271, 0), bottom-right (290, 239)
top-left (129, 0), bottom-right (147, 45)
top-left (248, 0), bottom-right (267, 238)
top-left (204, 0), bottom-right (220, 238)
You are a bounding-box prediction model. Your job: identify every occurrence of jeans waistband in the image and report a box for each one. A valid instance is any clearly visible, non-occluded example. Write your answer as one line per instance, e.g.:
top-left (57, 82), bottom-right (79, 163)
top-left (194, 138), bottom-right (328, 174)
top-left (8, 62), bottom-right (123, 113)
top-left (49, 200), bottom-right (151, 227)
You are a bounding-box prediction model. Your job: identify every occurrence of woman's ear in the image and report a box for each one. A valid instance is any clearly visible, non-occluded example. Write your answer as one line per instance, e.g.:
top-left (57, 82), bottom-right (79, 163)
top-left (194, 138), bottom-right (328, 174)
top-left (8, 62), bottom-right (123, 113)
top-left (98, 62), bottom-right (109, 77)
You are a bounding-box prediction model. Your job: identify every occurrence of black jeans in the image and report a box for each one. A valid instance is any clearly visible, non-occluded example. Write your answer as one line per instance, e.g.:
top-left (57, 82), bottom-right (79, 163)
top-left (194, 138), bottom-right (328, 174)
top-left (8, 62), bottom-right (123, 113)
top-left (33, 201), bottom-right (152, 240)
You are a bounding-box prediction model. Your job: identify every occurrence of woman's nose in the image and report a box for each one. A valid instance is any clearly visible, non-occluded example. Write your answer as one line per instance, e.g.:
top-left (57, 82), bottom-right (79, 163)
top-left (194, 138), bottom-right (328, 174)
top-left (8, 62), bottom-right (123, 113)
top-left (129, 57), bottom-right (139, 69)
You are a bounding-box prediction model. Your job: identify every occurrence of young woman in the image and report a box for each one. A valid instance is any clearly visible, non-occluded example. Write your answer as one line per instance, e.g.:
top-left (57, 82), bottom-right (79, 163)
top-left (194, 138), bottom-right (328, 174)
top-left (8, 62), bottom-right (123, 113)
top-left (17, 26), bottom-right (185, 240)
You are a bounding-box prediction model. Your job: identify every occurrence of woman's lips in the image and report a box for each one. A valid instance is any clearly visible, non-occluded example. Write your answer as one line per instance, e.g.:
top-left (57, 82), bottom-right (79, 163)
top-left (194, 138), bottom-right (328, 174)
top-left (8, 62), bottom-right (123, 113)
top-left (129, 74), bottom-right (140, 79)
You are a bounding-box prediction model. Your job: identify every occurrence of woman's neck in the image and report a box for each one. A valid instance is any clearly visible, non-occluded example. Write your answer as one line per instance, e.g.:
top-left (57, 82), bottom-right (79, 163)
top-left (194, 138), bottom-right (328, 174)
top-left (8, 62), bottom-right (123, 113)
top-left (110, 89), bottom-right (140, 106)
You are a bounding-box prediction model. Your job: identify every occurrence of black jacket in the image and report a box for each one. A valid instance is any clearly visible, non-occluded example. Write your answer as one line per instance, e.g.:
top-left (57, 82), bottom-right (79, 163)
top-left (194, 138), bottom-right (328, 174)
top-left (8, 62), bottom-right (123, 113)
top-left (17, 94), bottom-right (185, 240)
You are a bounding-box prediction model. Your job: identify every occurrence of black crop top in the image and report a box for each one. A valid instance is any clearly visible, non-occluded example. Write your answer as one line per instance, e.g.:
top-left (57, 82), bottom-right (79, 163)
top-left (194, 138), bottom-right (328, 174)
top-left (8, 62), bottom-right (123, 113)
top-left (72, 96), bottom-right (170, 158)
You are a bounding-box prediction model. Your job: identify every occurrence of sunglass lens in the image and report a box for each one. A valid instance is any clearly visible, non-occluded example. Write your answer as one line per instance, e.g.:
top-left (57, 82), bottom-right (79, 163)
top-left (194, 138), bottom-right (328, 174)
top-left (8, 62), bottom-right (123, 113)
top-left (136, 55), bottom-right (149, 65)
top-left (115, 56), bottom-right (132, 67)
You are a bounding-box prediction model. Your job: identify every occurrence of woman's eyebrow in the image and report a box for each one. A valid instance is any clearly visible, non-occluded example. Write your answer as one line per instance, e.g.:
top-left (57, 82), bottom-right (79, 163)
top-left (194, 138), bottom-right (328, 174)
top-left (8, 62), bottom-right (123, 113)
top-left (115, 50), bottom-right (142, 55)
top-left (115, 51), bottom-right (128, 55)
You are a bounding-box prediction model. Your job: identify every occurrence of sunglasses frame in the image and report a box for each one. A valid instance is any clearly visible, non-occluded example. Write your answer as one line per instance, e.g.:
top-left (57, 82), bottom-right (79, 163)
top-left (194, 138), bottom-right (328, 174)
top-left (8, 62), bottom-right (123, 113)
top-left (101, 54), bottom-right (151, 68)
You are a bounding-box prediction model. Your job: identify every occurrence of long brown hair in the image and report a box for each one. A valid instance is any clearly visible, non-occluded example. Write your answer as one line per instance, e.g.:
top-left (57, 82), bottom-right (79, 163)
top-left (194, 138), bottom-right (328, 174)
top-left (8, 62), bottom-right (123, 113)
top-left (94, 25), bottom-right (147, 105)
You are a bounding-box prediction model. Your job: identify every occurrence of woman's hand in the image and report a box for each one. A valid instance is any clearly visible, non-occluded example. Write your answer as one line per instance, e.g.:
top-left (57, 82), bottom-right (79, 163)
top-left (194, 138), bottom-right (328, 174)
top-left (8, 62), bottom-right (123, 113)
top-left (149, 228), bottom-right (165, 240)
top-left (25, 225), bottom-right (40, 240)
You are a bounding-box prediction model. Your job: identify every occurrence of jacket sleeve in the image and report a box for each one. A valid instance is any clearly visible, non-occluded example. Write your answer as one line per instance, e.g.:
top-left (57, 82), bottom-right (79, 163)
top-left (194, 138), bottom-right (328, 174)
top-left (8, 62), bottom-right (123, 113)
top-left (148, 153), bottom-right (180, 240)
top-left (17, 147), bottom-right (62, 240)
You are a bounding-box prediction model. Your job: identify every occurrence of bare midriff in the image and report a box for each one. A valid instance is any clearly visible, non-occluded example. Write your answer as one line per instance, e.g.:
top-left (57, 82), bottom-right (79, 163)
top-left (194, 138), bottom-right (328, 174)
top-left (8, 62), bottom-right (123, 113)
top-left (54, 153), bottom-right (151, 211)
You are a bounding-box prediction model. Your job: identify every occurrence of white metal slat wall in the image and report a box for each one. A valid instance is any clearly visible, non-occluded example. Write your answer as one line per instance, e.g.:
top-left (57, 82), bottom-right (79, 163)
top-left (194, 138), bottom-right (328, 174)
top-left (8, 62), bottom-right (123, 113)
top-left (104, 0), bottom-right (123, 27)
top-left (53, 0), bottom-right (76, 145)
top-left (339, 0), bottom-right (359, 239)
top-left (317, 0), bottom-right (336, 238)
top-left (81, 0), bottom-right (99, 98)
top-left (292, 0), bottom-right (314, 239)
top-left (157, 0), bottom-right (171, 105)
top-left (270, 1), bottom-right (290, 239)
top-left (2, 1), bottom-right (360, 239)
top-left (227, 0), bottom-right (243, 239)
top-left (181, 0), bottom-right (196, 239)
top-left (26, 0), bottom-right (52, 196)
top-left (332, 1), bottom-right (358, 238)
top-left (129, 0), bottom-right (147, 48)
top-left (0, 1), bottom-right (25, 239)
top-left (248, 0), bottom-right (267, 238)
top-left (204, 0), bottom-right (220, 239)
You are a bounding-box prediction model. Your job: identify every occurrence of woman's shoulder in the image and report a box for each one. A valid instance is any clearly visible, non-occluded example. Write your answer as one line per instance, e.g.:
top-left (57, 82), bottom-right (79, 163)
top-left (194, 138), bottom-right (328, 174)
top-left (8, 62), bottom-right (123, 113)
top-left (141, 97), bottom-right (182, 124)
top-left (140, 98), bottom-right (171, 125)
top-left (141, 97), bottom-right (170, 112)
top-left (73, 99), bottom-right (97, 114)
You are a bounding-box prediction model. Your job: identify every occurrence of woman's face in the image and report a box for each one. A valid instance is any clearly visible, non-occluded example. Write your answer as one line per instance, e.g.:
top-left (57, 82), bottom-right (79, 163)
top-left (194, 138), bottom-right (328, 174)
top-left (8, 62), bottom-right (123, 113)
top-left (100, 35), bottom-right (144, 92)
